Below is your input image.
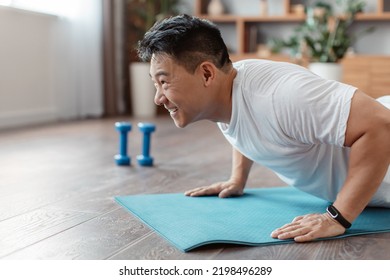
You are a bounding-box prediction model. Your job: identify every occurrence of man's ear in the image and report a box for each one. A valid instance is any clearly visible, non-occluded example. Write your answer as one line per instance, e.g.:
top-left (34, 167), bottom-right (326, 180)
top-left (200, 62), bottom-right (215, 86)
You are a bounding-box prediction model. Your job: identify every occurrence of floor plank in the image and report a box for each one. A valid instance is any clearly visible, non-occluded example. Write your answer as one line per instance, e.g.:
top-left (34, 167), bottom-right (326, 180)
top-left (3, 208), bottom-right (149, 260)
top-left (0, 208), bottom-right (96, 258)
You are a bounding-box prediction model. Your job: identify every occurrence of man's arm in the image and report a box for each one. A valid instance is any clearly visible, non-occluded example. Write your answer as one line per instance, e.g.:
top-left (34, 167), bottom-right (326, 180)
top-left (332, 90), bottom-right (390, 222)
top-left (185, 147), bottom-right (254, 197)
top-left (271, 90), bottom-right (390, 242)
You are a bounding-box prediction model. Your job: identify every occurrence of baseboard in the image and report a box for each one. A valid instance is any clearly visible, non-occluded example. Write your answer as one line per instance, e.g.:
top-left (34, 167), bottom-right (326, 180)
top-left (0, 107), bottom-right (58, 130)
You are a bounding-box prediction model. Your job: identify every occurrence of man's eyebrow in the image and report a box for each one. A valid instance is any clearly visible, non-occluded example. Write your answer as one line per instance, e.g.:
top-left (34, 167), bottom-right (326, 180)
top-left (149, 71), bottom-right (169, 78)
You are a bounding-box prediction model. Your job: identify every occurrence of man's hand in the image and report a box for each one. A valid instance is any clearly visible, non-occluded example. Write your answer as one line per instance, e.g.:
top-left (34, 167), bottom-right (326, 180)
top-left (270, 213), bottom-right (346, 242)
top-left (185, 180), bottom-right (244, 198)
top-left (185, 148), bottom-right (252, 198)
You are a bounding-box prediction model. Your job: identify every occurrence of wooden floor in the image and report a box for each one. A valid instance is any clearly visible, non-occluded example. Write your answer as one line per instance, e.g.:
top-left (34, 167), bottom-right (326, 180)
top-left (0, 116), bottom-right (389, 260)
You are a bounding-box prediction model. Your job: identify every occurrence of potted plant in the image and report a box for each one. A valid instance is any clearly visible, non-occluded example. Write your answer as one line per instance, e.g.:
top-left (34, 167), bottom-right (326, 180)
top-left (269, 0), bottom-right (374, 81)
top-left (127, 0), bottom-right (180, 117)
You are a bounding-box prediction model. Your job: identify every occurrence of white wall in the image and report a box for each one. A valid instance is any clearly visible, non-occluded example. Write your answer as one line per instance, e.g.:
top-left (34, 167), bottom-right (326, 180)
top-left (0, 4), bottom-right (103, 130)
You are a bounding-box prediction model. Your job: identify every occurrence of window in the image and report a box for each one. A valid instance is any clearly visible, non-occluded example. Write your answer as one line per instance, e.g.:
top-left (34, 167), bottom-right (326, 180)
top-left (0, 0), bottom-right (80, 18)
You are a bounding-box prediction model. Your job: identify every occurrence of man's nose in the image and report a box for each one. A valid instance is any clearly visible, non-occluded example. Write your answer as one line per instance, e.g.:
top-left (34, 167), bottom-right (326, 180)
top-left (154, 88), bottom-right (166, 106)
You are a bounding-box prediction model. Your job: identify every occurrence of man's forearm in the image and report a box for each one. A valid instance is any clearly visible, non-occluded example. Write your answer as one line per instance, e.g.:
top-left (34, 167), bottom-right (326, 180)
top-left (333, 90), bottom-right (390, 224)
top-left (334, 127), bottom-right (390, 223)
top-left (229, 147), bottom-right (254, 187)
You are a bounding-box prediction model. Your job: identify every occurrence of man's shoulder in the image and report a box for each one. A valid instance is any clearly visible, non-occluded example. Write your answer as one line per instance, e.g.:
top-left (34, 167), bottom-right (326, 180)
top-left (233, 59), bottom-right (275, 68)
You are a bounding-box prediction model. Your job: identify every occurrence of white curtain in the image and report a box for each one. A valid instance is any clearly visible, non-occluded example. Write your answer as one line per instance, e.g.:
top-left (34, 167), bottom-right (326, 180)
top-left (0, 0), bottom-right (103, 129)
top-left (0, 0), bottom-right (104, 120)
top-left (50, 0), bottom-right (103, 119)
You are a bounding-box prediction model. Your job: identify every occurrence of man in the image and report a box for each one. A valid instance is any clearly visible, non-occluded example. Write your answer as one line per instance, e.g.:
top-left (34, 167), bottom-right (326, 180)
top-left (137, 14), bottom-right (390, 242)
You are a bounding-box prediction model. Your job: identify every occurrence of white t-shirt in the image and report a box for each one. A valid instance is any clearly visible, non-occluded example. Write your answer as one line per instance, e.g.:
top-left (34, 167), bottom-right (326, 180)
top-left (218, 59), bottom-right (390, 207)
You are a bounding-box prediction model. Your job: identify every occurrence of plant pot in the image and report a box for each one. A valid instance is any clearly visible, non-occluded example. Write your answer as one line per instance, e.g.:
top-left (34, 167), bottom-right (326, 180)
top-left (129, 62), bottom-right (157, 118)
top-left (308, 62), bottom-right (343, 81)
top-left (207, 0), bottom-right (224, 16)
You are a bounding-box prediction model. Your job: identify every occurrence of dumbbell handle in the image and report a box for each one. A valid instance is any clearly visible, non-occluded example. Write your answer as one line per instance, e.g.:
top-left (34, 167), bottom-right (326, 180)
top-left (115, 122), bottom-right (131, 166)
top-left (119, 130), bottom-right (129, 155)
top-left (142, 132), bottom-right (152, 157)
top-left (137, 122), bottom-right (155, 166)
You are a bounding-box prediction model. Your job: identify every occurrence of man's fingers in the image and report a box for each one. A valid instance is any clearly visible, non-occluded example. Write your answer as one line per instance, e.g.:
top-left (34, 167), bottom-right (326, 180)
top-left (271, 213), bottom-right (346, 242)
top-left (185, 185), bottom-right (222, 197)
top-left (277, 227), bottom-right (311, 240)
top-left (270, 223), bottom-right (301, 238)
top-left (271, 215), bottom-right (321, 238)
top-left (294, 232), bottom-right (317, 242)
top-left (184, 187), bottom-right (203, 196)
top-left (185, 182), bottom-right (244, 198)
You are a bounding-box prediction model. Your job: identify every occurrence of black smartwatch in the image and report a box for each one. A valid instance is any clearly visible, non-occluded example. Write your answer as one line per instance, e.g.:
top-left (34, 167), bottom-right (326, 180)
top-left (326, 204), bottom-right (352, 229)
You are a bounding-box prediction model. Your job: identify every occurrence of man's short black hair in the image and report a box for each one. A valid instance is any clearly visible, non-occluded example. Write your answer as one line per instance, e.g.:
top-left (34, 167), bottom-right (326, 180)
top-left (137, 14), bottom-right (232, 73)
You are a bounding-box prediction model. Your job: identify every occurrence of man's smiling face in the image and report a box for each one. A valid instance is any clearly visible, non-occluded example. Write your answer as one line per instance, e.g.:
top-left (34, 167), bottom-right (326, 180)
top-left (150, 54), bottom-right (208, 128)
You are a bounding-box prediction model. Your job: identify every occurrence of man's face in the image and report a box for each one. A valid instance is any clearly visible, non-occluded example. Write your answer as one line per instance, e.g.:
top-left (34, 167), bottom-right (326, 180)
top-left (149, 54), bottom-right (207, 128)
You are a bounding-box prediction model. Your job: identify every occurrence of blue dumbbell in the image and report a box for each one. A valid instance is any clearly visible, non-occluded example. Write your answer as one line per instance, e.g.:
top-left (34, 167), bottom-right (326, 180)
top-left (114, 122), bottom-right (132, 166)
top-left (137, 122), bottom-right (155, 166)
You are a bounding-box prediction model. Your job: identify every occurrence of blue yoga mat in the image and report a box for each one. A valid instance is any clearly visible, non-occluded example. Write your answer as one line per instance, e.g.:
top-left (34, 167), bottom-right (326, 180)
top-left (115, 187), bottom-right (390, 252)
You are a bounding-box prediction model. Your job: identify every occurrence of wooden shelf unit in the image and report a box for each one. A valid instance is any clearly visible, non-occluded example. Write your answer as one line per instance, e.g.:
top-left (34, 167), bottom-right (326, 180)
top-left (195, 0), bottom-right (390, 60)
top-left (341, 55), bottom-right (390, 98)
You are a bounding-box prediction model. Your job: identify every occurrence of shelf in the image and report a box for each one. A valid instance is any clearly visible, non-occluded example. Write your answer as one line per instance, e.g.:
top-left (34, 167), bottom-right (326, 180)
top-left (356, 12), bottom-right (390, 20)
top-left (243, 15), bottom-right (306, 22)
top-left (199, 14), bottom-right (306, 23)
top-left (195, 0), bottom-right (390, 58)
top-left (201, 12), bottom-right (390, 23)
top-left (198, 14), bottom-right (238, 22)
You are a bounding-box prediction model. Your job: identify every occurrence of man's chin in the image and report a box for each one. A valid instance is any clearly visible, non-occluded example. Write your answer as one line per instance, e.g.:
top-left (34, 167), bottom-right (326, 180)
top-left (173, 117), bottom-right (189, 128)
top-left (174, 121), bottom-right (187, 128)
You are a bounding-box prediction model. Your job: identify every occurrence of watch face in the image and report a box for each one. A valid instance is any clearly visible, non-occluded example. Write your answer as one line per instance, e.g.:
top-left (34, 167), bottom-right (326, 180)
top-left (327, 206), bottom-right (338, 218)
top-left (327, 205), bottom-right (352, 229)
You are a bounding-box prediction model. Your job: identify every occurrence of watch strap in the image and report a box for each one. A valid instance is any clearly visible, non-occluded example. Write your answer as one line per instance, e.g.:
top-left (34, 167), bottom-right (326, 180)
top-left (326, 204), bottom-right (352, 229)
